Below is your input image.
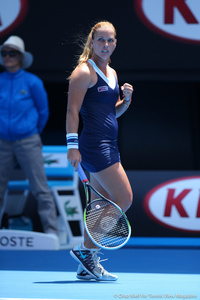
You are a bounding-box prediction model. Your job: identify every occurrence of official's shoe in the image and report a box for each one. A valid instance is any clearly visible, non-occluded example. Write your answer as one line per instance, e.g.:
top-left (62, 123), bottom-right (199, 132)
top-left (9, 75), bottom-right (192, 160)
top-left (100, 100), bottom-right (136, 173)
top-left (76, 264), bottom-right (118, 281)
top-left (70, 244), bottom-right (102, 279)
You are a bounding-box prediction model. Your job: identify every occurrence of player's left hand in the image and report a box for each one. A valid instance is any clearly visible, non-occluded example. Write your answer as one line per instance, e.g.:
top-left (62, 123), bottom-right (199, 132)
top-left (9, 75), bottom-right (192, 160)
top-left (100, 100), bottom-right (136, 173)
top-left (121, 83), bottom-right (133, 101)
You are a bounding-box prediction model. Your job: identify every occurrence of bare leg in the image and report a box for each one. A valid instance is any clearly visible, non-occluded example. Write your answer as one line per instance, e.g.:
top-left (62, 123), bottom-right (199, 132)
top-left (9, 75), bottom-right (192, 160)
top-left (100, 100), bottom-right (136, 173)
top-left (84, 162), bottom-right (133, 248)
top-left (91, 162), bottom-right (133, 212)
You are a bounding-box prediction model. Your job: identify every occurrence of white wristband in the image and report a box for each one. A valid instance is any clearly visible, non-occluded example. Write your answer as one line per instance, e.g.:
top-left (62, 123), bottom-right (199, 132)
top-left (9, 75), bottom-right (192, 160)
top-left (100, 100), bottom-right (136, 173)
top-left (66, 133), bottom-right (78, 149)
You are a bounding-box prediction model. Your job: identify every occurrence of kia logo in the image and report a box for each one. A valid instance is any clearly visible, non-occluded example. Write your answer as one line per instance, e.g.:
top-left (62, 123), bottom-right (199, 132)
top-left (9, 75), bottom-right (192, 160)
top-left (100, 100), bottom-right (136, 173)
top-left (144, 176), bottom-right (200, 232)
top-left (135, 0), bottom-right (200, 44)
top-left (0, 0), bottom-right (28, 38)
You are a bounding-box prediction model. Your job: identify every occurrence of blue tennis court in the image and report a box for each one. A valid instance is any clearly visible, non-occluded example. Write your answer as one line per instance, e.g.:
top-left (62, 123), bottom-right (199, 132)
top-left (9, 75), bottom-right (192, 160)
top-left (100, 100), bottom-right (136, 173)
top-left (0, 238), bottom-right (199, 300)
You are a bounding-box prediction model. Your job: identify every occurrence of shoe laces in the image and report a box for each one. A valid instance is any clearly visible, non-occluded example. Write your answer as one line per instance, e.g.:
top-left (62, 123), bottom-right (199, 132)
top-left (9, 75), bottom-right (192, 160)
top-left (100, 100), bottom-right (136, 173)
top-left (93, 250), bottom-right (108, 272)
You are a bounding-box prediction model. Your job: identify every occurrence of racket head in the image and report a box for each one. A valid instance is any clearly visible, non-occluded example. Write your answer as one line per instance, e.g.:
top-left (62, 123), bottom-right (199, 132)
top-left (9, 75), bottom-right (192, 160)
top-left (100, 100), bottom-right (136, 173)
top-left (83, 198), bottom-right (131, 250)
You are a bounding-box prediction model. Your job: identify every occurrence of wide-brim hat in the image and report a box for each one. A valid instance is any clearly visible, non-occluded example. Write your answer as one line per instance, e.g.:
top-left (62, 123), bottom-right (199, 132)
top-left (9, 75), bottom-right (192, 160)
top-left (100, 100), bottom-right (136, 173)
top-left (0, 35), bottom-right (33, 69)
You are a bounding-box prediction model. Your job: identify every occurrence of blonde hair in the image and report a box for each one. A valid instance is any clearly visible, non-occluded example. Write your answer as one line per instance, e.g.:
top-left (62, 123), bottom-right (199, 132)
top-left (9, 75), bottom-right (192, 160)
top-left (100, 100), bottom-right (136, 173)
top-left (78, 21), bottom-right (116, 65)
top-left (68, 21), bottom-right (116, 79)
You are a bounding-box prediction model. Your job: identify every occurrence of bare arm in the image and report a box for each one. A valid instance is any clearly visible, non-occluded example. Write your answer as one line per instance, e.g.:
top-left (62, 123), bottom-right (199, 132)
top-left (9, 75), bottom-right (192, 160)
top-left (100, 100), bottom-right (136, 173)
top-left (66, 63), bottom-right (92, 170)
top-left (111, 69), bottom-right (134, 118)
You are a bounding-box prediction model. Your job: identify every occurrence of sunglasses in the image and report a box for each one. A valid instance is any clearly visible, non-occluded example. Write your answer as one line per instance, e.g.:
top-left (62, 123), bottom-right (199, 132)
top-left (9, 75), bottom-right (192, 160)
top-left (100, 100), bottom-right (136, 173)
top-left (1, 50), bottom-right (20, 57)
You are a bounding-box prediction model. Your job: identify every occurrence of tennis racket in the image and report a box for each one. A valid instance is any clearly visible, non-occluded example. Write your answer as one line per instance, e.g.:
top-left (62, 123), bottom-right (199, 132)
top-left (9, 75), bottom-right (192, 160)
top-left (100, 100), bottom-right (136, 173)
top-left (77, 164), bottom-right (131, 250)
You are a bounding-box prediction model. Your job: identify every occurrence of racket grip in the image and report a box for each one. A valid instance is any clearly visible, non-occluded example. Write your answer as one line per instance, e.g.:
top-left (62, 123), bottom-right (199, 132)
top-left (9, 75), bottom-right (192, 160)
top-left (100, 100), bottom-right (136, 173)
top-left (77, 164), bottom-right (88, 182)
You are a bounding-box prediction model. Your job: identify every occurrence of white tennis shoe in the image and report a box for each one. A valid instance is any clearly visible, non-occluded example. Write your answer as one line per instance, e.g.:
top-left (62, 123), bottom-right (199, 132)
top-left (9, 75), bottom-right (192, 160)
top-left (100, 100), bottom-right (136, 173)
top-left (70, 243), bottom-right (118, 281)
top-left (76, 263), bottom-right (118, 281)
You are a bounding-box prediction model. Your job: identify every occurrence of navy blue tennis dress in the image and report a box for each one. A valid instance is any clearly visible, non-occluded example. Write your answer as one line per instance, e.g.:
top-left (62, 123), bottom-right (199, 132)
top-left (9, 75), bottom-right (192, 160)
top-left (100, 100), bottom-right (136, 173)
top-left (79, 59), bottom-right (121, 172)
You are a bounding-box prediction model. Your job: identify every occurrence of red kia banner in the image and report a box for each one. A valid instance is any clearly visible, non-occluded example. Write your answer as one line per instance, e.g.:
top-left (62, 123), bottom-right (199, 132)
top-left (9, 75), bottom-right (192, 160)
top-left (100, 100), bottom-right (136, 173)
top-left (0, 0), bottom-right (200, 81)
top-left (144, 176), bottom-right (200, 232)
top-left (0, 0), bottom-right (28, 38)
top-left (135, 0), bottom-right (200, 44)
top-left (126, 171), bottom-right (200, 237)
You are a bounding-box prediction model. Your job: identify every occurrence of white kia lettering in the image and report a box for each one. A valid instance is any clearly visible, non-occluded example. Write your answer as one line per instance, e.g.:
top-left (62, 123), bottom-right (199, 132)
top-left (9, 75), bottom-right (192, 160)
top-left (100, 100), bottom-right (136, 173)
top-left (144, 177), bottom-right (200, 231)
top-left (135, 0), bottom-right (200, 43)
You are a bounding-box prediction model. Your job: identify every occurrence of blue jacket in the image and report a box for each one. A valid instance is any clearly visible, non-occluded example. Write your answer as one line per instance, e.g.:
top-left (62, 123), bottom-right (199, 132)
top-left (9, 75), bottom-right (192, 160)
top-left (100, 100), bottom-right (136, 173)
top-left (0, 68), bottom-right (49, 141)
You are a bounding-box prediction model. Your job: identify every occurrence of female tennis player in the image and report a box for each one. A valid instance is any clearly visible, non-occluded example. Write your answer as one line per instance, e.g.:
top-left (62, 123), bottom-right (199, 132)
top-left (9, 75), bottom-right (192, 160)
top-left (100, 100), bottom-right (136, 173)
top-left (66, 21), bottom-right (133, 281)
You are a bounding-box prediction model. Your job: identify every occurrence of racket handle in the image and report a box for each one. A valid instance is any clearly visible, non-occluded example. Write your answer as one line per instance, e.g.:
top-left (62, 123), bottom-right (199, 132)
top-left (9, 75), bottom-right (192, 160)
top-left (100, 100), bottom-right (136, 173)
top-left (77, 164), bottom-right (88, 182)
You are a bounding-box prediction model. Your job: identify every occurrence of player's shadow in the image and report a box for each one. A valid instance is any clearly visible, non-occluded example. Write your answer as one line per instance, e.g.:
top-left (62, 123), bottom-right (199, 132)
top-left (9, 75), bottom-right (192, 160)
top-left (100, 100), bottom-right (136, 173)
top-left (34, 280), bottom-right (114, 284)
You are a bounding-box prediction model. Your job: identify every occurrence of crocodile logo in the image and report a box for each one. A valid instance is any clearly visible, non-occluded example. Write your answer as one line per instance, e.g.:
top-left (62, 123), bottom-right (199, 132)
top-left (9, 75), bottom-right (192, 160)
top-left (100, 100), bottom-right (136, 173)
top-left (64, 200), bottom-right (78, 217)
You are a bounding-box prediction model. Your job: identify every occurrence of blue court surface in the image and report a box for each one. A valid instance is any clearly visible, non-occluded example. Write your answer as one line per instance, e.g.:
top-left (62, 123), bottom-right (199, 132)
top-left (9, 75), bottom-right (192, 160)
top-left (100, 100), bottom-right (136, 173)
top-left (0, 238), bottom-right (200, 300)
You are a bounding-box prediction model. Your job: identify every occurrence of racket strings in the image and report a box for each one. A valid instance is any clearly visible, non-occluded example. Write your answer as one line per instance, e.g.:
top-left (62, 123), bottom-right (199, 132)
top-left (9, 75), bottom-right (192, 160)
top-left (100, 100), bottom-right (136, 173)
top-left (85, 199), bottom-right (129, 249)
top-left (101, 216), bottom-right (129, 247)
